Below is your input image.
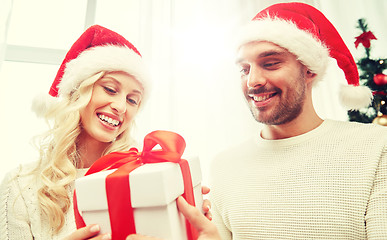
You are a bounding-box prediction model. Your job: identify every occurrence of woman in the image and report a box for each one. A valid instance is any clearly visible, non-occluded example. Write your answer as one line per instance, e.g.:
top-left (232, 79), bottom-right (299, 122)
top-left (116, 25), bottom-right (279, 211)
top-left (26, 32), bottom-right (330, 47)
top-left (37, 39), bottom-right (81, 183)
top-left (0, 25), bottom-right (209, 240)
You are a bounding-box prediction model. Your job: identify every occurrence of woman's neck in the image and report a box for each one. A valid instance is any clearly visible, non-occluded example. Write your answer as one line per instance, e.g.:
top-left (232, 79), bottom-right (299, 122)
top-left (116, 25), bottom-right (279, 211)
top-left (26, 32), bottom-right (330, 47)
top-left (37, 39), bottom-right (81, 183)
top-left (77, 133), bottom-right (110, 168)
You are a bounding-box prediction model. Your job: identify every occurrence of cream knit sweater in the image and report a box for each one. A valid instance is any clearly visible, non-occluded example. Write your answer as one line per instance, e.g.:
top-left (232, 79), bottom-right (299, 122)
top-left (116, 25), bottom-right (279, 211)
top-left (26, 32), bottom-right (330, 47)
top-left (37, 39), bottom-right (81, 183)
top-left (0, 162), bottom-right (88, 239)
top-left (210, 120), bottom-right (387, 240)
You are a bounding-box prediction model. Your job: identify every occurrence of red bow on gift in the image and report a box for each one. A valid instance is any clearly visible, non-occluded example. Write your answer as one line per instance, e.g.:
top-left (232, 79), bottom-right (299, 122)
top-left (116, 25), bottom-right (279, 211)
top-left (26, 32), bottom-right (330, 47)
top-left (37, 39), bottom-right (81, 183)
top-left (354, 31), bottom-right (377, 48)
top-left (73, 130), bottom-right (198, 240)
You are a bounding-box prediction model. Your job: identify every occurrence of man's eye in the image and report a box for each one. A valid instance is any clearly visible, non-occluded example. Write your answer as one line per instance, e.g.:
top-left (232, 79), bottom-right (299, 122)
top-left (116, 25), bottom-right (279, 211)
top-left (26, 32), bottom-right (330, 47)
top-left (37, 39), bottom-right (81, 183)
top-left (263, 61), bottom-right (280, 68)
top-left (104, 87), bottom-right (116, 94)
top-left (240, 68), bottom-right (249, 75)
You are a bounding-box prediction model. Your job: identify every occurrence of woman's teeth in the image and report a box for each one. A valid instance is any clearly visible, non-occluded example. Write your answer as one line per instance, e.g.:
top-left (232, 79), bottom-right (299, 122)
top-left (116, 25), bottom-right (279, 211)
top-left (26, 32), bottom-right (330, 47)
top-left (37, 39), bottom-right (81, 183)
top-left (98, 114), bottom-right (119, 126)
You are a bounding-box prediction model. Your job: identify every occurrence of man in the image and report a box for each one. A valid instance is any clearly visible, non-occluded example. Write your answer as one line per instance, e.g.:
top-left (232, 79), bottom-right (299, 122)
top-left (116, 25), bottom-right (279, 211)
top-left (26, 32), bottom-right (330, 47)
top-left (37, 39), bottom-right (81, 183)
top-left (127, 2), bottom-right (386, 240)
top-left (210, 2), bottom-right (386, 240)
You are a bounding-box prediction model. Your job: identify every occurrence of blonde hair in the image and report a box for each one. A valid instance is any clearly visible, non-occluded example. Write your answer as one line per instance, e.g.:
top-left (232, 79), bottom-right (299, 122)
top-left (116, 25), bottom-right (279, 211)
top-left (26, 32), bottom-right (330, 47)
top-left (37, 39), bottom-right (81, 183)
top-left (34, 71), bottom-right (137, 233)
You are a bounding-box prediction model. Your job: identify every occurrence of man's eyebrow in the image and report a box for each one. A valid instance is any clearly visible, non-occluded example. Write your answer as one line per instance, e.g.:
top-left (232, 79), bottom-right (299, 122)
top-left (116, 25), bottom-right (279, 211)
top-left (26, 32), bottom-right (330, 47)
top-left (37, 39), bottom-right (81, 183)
top-left (258, 50), bottom-right (286, 58)
top-left (235, 50), bottom-right (286, 64)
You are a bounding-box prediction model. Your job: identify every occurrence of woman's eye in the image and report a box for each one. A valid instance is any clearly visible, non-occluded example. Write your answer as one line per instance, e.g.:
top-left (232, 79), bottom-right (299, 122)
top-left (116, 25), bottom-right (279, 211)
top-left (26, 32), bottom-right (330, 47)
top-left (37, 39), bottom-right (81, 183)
top-left (104, 86), bottom-right (116, 94)
top-left (127, 98), bottom-right (138, 105)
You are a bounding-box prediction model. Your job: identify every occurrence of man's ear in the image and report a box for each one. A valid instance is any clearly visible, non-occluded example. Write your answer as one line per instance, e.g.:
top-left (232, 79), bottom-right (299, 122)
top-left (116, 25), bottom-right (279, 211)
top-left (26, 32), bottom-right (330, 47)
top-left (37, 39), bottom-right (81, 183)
top-left (305, 69), bottom-right (317, 84)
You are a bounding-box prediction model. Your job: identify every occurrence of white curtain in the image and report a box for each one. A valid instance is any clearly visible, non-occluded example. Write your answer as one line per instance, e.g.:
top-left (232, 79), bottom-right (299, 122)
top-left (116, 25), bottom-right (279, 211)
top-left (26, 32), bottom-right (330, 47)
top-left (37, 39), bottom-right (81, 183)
top-left (0, 0), bottom-right (12, 70)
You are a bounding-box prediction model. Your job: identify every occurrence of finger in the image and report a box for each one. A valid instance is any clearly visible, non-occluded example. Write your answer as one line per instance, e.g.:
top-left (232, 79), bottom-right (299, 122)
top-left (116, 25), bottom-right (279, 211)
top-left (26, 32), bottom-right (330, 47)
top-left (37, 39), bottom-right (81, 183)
top-left (126, 234), bottom-right (161, 240)
top-left (95, 233), bottom-right (112, 240)
top-left (202, 199), bottom-right (211, 213)
top-left (201, 185), bottom-right (210, 195)
top-left (64, 224), bottom-right (106, 240)
top-left (205, 210), bottom-right (213, 221)
top-left (177, 196), bottom-right (209, 232)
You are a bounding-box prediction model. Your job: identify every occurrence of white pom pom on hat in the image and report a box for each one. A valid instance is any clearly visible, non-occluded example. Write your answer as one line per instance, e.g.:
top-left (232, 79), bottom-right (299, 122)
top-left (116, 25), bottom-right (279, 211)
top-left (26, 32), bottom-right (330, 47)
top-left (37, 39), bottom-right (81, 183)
top-left (32, 25), bottom-right (150, 117)
top-left (235, 2), bottom-right (373, 110)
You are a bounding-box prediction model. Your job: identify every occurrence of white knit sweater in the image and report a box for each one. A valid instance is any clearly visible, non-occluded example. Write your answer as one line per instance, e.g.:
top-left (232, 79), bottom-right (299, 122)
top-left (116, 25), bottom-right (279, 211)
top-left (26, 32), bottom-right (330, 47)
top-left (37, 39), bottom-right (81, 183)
top-left (210, 120), bottom-right (387, 240)
top-left (0, 162), bottom-right (88, 239)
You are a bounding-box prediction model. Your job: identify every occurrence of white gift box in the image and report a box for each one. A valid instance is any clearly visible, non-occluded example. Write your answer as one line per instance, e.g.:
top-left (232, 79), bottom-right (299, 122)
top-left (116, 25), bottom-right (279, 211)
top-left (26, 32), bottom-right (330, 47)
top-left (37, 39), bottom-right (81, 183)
top-left (75, 156), bottom-right (203, 240)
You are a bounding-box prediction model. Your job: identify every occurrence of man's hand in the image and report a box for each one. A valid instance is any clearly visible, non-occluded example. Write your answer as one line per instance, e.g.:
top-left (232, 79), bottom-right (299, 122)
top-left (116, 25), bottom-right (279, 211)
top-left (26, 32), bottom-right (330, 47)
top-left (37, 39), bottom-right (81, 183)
top-left (126, 196), bottom-right (220, 240)
top-left (201, 185), bottom-right (212, 221)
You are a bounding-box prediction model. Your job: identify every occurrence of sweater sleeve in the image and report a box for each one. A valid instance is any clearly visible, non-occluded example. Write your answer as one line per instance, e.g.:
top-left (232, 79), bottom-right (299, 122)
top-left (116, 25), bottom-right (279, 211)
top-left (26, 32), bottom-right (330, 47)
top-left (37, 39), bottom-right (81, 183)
top-left (211, 202), bottom-right (232, 240)
top-left (365, 143), bottom-right (387, 239)
top-left (0, 168), bottom-right (34, 240)
top-left (211, 201), bottom-right (232, 240)
top-left (210, 154), bottom-right (233, 240)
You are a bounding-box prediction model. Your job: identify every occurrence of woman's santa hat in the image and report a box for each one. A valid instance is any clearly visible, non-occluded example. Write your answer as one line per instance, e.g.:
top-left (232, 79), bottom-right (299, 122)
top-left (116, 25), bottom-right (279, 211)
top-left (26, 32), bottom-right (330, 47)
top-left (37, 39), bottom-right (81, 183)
top-left (236, 2), bottom-right (372, 110)
top-left (32, 24), bottom-right (150, 116)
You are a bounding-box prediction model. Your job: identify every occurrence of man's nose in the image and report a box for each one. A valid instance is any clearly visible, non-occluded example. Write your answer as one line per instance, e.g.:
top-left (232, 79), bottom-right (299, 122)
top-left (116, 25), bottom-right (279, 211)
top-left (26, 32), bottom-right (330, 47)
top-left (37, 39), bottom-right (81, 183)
top-left (247, 67), bottom-right (266, 88)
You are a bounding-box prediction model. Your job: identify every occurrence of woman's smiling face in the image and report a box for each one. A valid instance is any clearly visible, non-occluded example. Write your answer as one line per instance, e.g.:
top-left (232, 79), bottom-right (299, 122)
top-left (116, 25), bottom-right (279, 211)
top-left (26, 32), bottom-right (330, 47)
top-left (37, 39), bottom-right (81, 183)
top-left (79, 71), bottom-right (143, 144)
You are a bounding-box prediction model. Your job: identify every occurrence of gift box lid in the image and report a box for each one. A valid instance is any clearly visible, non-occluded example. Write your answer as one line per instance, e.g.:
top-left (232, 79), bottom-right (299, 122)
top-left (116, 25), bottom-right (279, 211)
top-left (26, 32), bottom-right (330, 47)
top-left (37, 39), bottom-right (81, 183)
top-left (75, 156), bottom-right (201, 211)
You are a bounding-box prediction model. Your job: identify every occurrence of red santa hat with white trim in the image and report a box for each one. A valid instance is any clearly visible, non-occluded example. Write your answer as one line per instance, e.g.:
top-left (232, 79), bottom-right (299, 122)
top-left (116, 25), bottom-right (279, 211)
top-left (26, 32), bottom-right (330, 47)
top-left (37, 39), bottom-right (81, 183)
top-left (32, 24), bottom-right (150, 116)
top-left (236, 2), bottom-right (373, 110)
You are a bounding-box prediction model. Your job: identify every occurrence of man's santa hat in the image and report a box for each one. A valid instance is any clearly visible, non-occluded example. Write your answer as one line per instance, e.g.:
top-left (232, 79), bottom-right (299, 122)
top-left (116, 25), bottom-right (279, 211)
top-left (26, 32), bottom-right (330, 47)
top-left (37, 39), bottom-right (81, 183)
top-left (236, 2), bottom-right (372, 110)
top-left (32, 24), bottom-right (150, 116)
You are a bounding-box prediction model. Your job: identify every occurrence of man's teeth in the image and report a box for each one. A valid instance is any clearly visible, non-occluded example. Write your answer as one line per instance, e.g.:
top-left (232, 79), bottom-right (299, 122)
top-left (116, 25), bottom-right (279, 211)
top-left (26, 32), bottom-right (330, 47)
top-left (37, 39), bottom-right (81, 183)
top-left (251, 94), bottom-right (274, 102)
top-left (98, 114), bottom-right (119, 126)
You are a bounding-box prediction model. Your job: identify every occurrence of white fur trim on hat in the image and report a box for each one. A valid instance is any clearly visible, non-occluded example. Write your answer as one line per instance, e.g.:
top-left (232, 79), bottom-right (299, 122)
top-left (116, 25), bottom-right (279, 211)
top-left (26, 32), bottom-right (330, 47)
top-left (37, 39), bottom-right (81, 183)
top-left (339, 84), bottom-right (373, 110)
top-left (235, 17), bottom-right (330, 82)
top-left (31, 93), bottom-right (60, 117)
top-left (58, 45), bottom-right (150, 98)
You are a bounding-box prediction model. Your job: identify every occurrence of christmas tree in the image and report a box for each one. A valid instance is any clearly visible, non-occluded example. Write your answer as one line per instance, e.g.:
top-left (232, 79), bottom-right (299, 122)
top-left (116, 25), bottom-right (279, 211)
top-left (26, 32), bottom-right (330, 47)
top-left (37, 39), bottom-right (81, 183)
top-left (347, 19), bottom-right (387, 125)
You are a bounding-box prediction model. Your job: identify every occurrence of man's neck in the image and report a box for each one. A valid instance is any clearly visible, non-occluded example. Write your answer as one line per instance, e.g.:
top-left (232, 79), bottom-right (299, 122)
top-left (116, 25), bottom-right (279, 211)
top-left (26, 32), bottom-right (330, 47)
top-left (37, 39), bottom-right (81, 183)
top-left (260, 111), bottom-right (323, 140)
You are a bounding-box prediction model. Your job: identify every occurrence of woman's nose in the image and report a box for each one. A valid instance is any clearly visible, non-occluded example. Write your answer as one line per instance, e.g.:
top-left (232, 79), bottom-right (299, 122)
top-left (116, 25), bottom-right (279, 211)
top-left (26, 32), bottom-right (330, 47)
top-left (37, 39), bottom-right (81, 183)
top-left (110, 96), bottom-right (126, 114)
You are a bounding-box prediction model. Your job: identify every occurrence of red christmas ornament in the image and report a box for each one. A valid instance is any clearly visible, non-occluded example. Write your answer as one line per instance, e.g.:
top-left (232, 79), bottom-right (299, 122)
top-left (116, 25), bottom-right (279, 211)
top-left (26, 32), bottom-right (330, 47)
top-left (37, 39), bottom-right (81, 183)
top-left (373, 73), bottom-right (387, 86)
top-left (354, 31), bottom-right (377, 48)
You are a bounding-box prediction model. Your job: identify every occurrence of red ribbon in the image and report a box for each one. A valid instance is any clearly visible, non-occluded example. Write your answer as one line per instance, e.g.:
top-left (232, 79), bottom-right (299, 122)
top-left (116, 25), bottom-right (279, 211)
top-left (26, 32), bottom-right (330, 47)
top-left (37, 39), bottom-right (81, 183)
top-left (74, 130), bottom-right (198, 240)
top-left (354, 31), bottom-right (377, 48)
top-left (373, 91), bottom-right (387, 96)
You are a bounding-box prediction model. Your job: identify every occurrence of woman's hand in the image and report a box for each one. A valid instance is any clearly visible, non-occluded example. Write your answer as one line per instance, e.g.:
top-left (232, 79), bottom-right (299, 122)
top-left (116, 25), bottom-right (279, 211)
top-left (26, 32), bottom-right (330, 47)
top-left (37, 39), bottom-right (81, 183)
top-left (68, 187), bottom-right (214, 240)
top-left (63, 225), bottom-right (111, 240)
